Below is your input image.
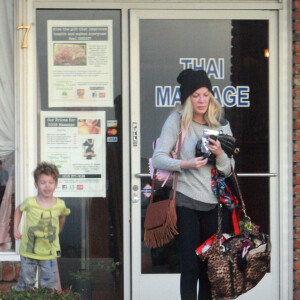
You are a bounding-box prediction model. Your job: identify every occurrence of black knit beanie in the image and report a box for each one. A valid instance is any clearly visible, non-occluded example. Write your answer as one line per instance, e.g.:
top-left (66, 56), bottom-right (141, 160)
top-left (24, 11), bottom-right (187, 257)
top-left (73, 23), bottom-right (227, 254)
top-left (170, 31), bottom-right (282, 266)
top-left (177, 69), bottom-right (213, 104)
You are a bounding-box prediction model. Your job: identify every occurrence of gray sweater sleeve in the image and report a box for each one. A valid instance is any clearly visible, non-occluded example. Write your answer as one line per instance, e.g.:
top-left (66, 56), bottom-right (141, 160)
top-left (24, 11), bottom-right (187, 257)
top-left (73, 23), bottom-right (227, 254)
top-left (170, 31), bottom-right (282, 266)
top-left (152, 112), bottom-right (182, 172)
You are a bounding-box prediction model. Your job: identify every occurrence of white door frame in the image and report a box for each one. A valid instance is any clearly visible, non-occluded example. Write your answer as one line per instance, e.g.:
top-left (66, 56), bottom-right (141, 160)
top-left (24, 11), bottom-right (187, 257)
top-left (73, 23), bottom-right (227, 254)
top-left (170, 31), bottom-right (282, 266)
top-left (130, 9), bottom-right (283, 300)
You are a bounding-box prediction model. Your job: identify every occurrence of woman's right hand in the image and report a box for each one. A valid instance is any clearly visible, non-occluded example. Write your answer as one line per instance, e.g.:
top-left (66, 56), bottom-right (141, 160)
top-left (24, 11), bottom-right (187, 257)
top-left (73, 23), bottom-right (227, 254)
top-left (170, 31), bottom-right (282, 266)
top-left (180, 157), bottom-right (208, 170)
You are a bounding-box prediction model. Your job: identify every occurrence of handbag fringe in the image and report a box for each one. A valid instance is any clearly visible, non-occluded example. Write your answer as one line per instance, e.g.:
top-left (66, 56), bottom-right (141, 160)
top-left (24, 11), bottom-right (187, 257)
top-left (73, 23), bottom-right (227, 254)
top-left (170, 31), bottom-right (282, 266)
top-left (144, 201), bottom-right (178, 248)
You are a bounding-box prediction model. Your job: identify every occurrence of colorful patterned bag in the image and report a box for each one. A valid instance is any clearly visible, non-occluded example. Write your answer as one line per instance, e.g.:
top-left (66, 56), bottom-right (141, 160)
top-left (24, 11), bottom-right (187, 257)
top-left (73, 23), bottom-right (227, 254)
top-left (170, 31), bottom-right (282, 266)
top-left (211, 167), bottom-right (240, 210)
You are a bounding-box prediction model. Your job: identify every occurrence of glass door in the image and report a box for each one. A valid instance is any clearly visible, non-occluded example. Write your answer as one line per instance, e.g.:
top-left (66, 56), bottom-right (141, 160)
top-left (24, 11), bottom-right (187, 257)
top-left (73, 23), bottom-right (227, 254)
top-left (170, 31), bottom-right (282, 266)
top-left (130, 10), bottom-right (279, 300)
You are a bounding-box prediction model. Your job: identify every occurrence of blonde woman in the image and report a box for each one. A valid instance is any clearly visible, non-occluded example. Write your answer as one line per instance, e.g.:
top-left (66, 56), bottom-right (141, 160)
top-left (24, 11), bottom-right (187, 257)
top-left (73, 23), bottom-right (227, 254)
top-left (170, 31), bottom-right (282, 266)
top-left (152, 69), bottom-right (232, 300)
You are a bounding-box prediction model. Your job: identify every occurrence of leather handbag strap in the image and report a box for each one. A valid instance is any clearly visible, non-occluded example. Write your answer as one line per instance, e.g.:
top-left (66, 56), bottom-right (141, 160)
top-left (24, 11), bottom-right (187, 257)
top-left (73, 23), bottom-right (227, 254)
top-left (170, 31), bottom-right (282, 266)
top-left (150, 171), bottom-right (157, 204)
top-left (231, 166), bottom-right (246, 212)
top-left (172, 130), bottom-right (182, 200)
top-left (215, 204), bottom-right (223, 241)
top-left (150, 130), bottom-right (183, 204)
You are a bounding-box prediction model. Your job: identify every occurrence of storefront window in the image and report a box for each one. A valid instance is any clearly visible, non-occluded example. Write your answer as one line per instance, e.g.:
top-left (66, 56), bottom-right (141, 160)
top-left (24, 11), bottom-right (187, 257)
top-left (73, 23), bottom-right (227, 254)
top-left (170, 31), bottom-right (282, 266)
top-left (36, 9), bottom-right (123, 299)
top-left (0, 0), bottom-right (15, 253)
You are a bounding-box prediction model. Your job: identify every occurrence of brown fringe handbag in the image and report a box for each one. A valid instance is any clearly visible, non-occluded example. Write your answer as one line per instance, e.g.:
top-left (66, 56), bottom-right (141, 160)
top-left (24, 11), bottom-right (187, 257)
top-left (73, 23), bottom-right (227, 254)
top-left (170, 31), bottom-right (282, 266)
top-left (144, 132), bottom-right (182, 248)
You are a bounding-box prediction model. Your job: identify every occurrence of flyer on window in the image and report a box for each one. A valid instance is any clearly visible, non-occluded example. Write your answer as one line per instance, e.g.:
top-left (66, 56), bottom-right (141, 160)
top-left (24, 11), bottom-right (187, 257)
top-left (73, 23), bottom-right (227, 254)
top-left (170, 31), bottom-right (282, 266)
top-left (40, 111), bottom-right (106, 197)
top-left (47, 20), bottom-right (113, 107)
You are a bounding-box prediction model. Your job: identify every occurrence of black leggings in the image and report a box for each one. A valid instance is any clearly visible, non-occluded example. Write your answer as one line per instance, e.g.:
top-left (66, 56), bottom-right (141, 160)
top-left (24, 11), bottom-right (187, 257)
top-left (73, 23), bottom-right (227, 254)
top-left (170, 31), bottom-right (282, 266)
top-left (176, 205), bottom-right (228, 300)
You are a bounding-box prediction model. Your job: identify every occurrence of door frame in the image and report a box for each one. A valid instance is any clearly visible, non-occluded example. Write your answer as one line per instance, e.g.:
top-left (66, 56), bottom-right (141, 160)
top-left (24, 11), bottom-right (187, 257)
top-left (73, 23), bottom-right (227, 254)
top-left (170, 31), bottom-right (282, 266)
top-left (129, 8), bottom-right (289, 300)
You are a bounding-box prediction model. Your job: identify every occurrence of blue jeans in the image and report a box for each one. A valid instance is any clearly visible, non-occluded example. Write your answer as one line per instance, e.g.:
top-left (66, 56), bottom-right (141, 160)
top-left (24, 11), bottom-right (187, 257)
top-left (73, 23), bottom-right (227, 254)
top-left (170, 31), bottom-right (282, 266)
top-left (176, 205), bottom-right (228, 300)
top-left (16, 255), bottom-right (57, 291)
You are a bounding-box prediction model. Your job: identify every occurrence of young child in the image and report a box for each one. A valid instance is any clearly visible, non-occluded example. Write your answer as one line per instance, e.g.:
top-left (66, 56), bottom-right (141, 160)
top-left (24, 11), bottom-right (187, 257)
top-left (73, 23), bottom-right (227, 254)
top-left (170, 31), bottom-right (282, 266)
top-left (14, 162), bottom-right (70, 291)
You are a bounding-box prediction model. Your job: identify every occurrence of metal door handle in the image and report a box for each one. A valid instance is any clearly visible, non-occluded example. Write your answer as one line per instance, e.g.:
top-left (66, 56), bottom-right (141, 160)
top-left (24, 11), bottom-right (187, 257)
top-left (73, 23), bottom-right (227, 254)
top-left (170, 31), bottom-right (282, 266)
top-left (135, 173), bottom-right (151, 178)
top-left (237, 173), bottom-right (277, 177)
top-left (132, 194), bottom-right (139, 203)
top-left (135, 172), bottom-right (277, 178)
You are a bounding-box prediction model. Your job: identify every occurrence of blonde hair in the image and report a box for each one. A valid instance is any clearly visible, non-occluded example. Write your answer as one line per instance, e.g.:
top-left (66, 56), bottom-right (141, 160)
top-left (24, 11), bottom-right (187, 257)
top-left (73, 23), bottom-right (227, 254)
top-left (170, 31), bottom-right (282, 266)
top-left (178, 92), bottom-right (224, 132)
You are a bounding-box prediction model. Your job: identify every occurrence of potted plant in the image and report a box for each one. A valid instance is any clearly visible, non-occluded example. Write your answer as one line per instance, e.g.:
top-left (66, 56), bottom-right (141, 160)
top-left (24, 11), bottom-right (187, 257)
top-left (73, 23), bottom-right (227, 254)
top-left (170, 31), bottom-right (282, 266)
top-left (0, 287), bottom-right (81, 299)
top-left (70, 261), bottom-right (94, 300)
top-left (69, 259), bottom-right (119, 299)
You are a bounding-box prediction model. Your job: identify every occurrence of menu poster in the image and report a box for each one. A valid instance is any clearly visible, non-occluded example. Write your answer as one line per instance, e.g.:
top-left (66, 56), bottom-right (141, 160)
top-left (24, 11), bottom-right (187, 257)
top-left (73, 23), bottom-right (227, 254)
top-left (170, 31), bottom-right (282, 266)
top-left (47, 20), bottom-right (113, 107)
top-left (41, 111), bottom-right (106, 197)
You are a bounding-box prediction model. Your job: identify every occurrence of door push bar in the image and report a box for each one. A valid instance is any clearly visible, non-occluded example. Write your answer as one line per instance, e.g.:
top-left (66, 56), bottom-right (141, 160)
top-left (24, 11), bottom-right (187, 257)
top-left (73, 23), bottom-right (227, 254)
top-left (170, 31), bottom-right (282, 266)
top-left (135, 173), bottom-right (277, 178)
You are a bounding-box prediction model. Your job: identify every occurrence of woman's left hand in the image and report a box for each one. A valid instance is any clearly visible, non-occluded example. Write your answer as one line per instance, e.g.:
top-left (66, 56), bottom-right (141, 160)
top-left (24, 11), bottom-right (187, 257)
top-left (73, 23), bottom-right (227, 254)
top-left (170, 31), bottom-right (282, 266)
top-left (206, 137), bottom-right (223, 159)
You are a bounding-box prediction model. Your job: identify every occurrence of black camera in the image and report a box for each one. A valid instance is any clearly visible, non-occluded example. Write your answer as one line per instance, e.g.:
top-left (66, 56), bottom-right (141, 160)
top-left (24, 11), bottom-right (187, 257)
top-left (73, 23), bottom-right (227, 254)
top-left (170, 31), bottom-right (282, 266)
top-left (195, 130), bottom-right (238, 160)
top-left (195, 136), bottom-right (217, 160)
top-left (195, 129), bottom-right (219, 160)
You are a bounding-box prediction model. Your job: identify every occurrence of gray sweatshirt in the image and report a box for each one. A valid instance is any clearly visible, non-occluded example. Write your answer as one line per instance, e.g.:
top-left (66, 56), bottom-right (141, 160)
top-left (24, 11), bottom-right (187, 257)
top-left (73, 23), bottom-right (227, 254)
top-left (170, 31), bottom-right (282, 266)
top-left (152, 111), bottom-right (233, 206)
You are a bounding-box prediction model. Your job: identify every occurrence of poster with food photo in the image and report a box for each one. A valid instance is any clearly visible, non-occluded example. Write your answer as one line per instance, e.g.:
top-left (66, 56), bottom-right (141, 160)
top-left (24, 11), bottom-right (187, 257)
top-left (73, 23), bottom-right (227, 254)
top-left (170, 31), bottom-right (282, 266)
top-left (47, 20), bottom-right (113, 107)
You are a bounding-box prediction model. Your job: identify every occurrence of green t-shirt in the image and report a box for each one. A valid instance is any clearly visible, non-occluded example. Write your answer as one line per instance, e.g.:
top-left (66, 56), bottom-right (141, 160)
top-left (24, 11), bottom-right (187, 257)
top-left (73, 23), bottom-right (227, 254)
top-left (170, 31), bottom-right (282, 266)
top-left (19, 197), bottom-right (70, 260)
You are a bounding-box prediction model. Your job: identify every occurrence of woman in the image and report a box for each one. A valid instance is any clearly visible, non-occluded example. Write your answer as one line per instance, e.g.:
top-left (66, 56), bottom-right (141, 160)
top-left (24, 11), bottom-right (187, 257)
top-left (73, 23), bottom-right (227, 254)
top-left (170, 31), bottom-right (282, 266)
top-left (152, 69), bottom-right (233, 300)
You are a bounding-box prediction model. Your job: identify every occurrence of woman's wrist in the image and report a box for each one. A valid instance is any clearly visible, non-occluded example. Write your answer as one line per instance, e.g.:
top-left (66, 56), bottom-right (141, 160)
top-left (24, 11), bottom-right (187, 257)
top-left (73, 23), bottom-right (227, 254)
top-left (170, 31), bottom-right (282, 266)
top-left (215, 150), bottom-right (224, 159)
top-left (180, 160), bottom-right (186, 169)
top-left (180, 160), bottom-right (190, 169)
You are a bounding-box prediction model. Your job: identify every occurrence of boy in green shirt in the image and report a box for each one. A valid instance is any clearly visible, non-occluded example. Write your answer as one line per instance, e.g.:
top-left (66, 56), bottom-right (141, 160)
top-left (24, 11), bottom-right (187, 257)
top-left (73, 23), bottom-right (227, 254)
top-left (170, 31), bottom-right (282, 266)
top-left (14, 162), bottom-right (70, 291)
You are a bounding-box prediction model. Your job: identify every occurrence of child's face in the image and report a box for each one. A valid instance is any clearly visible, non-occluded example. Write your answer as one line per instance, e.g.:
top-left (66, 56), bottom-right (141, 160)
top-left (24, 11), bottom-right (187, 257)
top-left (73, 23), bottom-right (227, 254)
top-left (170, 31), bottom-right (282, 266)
top-left (34, 174), bottom-right (57, 198)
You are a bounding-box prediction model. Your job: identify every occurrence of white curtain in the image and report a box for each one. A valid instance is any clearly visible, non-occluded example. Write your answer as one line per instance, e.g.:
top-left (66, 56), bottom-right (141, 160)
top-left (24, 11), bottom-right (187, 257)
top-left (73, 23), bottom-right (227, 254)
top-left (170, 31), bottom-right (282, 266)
top-left (0, 0), bottom-right (15, 248)
top-left (0, 0), bottom-right (14, 159)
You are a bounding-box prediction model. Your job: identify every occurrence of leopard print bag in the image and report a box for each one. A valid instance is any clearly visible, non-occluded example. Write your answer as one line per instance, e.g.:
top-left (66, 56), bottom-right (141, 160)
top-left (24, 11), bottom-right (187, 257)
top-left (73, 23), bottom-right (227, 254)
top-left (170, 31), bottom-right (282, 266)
top-left (200, 222), bottom-right (271, 299)
top-left (198, 170), bottom-right (271, 299)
